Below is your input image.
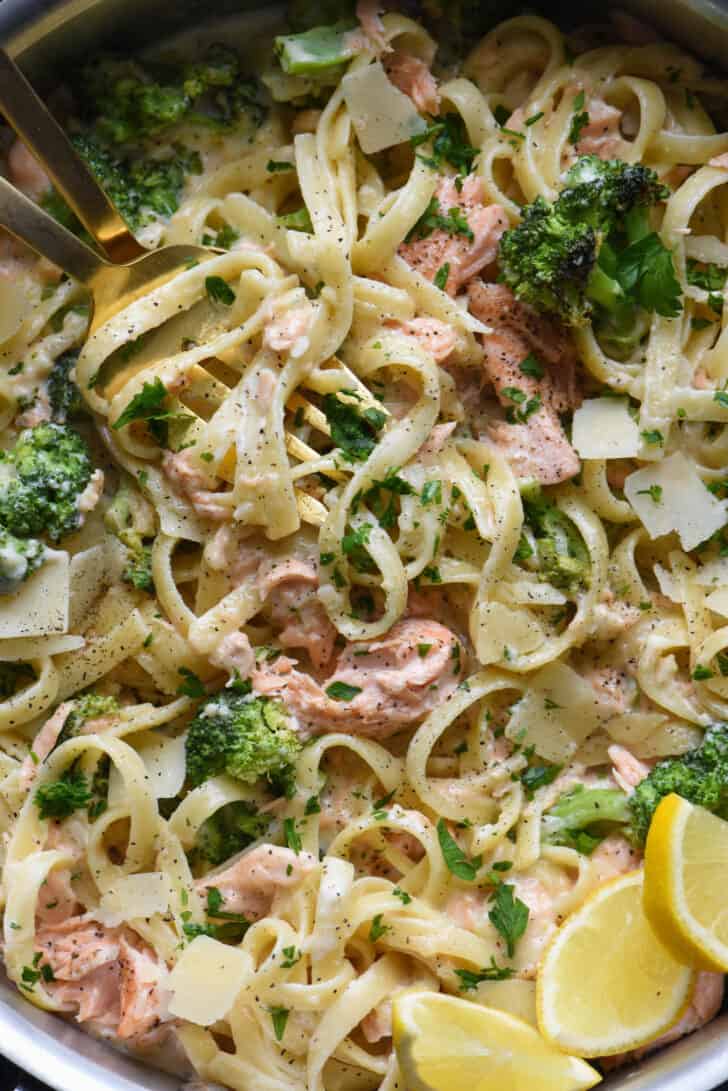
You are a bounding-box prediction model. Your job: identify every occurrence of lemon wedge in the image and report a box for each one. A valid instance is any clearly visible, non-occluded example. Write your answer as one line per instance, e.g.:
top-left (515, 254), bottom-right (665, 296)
top-left (644, 792), bottom-right (728, 971)
top-left (392, 990), bottom-right (601, 1091)
top-left (537, 870), bottom-right (695, 1057)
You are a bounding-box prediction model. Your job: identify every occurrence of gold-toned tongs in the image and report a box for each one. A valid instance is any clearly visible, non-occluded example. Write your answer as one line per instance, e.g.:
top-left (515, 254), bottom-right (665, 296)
top-left (0, 49), bottom-right (218, 334)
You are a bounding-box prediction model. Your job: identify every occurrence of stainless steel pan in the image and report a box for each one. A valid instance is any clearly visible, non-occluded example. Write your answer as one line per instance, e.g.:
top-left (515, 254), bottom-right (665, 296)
top-left (1, 0), bottom-right (727, 1086)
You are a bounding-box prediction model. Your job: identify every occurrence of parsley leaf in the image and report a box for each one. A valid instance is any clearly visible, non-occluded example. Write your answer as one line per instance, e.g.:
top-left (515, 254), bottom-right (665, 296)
top-left (177, 667), bottom-right (205, 697)
top-left (405, 197), bottom-right (473, 243)
top-left (266, 159), bottom-right (295, 172)
top-left (111, 376), bottom-right (193, 447)
top-left (368, 913), bottom-right (390, 942)
top-left (421, 480), bottom-right (442, 505)
top-left (455, 958), bottom-right (515, 990)
top-left (437, 818), bottom-right (482, 881)
top-left (434, 262), bottom-right (450, 291)
top-left (322, 393), bottom-right (386, 462)
top-left (616, 233), bottom-right (682, 317)
top-left (519, 353), bottom-right (544, 379)
top-left (520, 763), bottom-right (563, 801)
top-left (325, 681), bottom-right (363, 702)
top-left (410, 113), bottom-right (478, 175)
top-left (488, 883), bottom-right (530, 957)
top-left (637, 484), bottom-right (663, 504)
top-left (270, 1006), bottom-right (289, 1042)
top-left (205, 275), bottom-right (236, 305)
top-left (568, 90), bottom-right (589, 144)
top-left (283, 817), bottom-right (302, 853)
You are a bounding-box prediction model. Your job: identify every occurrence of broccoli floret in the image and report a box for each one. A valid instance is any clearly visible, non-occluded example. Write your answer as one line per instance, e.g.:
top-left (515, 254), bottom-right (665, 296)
top-left (185, 691), bottom-right (302, 789)
top-left (498, 156), bottom-right (680, 328)
top-left (542, 786), bottom-right (632, 853)
top-left (35, 769), bottom-right (92, 820)
top-left (523, 490), bottom-right (590, 591)
top-left (62, 693), bottom-right (119, 738)
top-left (629, 723), bottom-right (728, 845)
top-left (196, 801), bottom-right (271, 866)
top-left (0, 661), bottom-right (36, 699)
top-left (0, 423), bottom-right (92, 543)
top-left (47, 351), bottom-right (85, 423)
top-left (0, 528), bottom-right (47, 594)
top-left (104, 481), bottom-right (155, 593)
top-left (69, 135), bottom-right (202, 232)
top-left (79, 46), bottom-right (264, 145)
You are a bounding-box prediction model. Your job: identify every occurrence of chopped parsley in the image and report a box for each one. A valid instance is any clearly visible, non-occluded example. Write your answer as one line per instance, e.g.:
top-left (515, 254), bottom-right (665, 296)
top-left (437, 819), bottom-right (482, 881)
top-left (325, 681), bottom-right (362, 702)
top-left (488, 882), bottom-right (530, 957)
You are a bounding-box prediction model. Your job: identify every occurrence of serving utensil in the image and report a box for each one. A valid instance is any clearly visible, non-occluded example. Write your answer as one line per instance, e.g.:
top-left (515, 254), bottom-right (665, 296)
top-left (0, 48), bottom-right (217, 332)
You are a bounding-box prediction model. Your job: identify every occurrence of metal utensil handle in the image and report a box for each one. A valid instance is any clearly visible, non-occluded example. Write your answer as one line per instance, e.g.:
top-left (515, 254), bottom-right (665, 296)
top-left (0, 175), bottom-right (104, 282)
top-left (0, 49), bottom-right (145, 263)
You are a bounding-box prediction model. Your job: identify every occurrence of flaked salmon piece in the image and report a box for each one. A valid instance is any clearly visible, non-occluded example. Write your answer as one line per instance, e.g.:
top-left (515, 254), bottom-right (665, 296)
top-left (15, 389), bottom-right (52, 429)
top-left (19, 702), bottom-right (74, 791)
top-left (253, 618), bottom-right (462, 739)
top-left (608, 743), bottom-right (651, 792)
top-left (355, 0), bottom-right (390, 53)
top-left (418, 420), bottom-right (457, 458)
top-left (399, 177), bottom-right (508, 296)
top-left (590, 834), bottom-right (642, 883)
top-left (195, 844), bottom-right (316, 920)
top-left (467, 280), bottom-right (580, 484)
top-left (77, 468), bottom-right (105, 517)
top-left (584, 667), bottom-right (631, 717)
top-left (36, 866), bottom-right (81, 928)
top-left (574, 97), bottom-right (623, 160)
top-left (388, 317), bottom-right (458, 362)
top-left (37, 919), bottom-right (123, 980)
top-left (8, 139), bottom-right (50, 201)
top-left (263, 304), bottom-right (315, 357)
top-left (51, 965), bottom-right (121, 1026)
top-left (384, 51), bottom-right (440, 114)
top-left (209, 631), bottom-right (256, 676)
top-left (261, 557), bottom-right (337, 670)
top-left (117, 936), bottom-right (167, 1039)
top-left (162, 449), bottom-right (230, 522)
top-left (38, 917), bottom-right (167, 1038)
top-left (602, 972), bottom-right (724, 1070)
top-left (361, 999), bottom-right (393, 1043)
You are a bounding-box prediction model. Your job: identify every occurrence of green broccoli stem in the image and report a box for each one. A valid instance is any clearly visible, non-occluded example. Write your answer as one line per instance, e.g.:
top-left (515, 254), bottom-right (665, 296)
top-left (547, 787), bottom-right (632, 832)
top-left (275, 21), bottom-right (358, 75)
top-left (586, 263), bottom-right (624, 312)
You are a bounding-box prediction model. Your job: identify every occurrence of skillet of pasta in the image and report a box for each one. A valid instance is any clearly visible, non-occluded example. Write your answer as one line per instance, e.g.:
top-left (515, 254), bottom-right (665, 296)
top-left (1, 2), bottom-right (728, 1088)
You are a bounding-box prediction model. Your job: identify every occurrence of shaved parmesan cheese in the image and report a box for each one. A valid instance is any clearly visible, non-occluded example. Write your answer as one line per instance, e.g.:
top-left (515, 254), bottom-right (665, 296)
top-left (572, 398), bottom-right (641, 459)
top-left (0, 278), bottom-right (34, 344)
top-left (624, 452), bottom-right (727, 551)
top-left (168, 935), bottom-right (251, 1025)
top-left (0, 550), bottom-right (69, 638)
top-left (706, 588), bottom-right (728, 617)
top-left (69, 545), bottom-right (109, 630)
top-left (0, 634), bottom-right (84, 660)
top-left (137, 733), bottom-right (187, 799)
top-left (342, 61), bottom-right (426, 154)
top-left (99, 872), bottom-right (170, 926)
top-left (654, 563), bottom-right (682, 603)
top-left (506, 661), bottom-right (608, 763)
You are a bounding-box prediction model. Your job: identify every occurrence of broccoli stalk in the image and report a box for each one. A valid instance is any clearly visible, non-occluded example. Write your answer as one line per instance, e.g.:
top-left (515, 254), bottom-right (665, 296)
top-left (629, 723), bottom-right (728, 845)
top-left (0, 423), bottom-right (93, 544)
top-left (542, 786), bottom-right (632, 854)
top-left (46, 351), bottom-right (85, 423)
top-left (498, 156), bottom-right (681, 334)
top-left (185, 691), bottom-right (302, 789)
top-left (104, 482), bottom-right (154, 592)
top-left (522, 488), bottom-right (590, 591)
top-left (195, 801), bottom-right (271, 866)
top-left (275, 21), bottom-right (359, 76)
